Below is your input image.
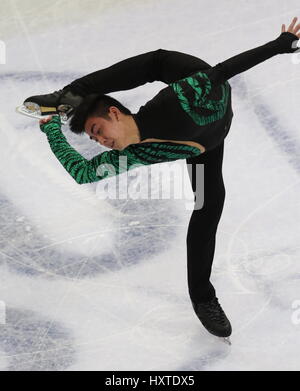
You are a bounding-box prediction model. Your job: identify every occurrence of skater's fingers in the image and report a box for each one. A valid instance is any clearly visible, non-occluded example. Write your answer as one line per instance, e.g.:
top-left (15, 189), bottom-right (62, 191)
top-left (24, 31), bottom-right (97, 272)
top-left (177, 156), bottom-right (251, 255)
top-left (288, 16), bottom-right (298, 31)
top-left (282, 24), bottom-right (285, 33)
top-left (39, 116), bottom-right (53, 125)
top-left (294, 22), bottom-right (300, 33)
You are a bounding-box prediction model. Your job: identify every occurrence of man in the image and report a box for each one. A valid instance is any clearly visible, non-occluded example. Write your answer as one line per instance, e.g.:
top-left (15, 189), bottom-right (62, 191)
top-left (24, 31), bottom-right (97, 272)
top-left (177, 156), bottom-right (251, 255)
top-left (24, 17), bottom-right (300, 341)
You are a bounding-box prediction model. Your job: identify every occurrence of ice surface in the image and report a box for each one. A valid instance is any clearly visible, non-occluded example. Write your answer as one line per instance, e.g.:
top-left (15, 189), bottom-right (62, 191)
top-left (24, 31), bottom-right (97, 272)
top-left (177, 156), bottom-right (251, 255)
top-left (0, 0), bottom-right (299, 371)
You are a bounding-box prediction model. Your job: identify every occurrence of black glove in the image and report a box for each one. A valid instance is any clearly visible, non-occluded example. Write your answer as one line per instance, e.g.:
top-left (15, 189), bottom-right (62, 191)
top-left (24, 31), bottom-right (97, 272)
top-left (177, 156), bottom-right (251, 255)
top-left (275, 31), bottom-right (299, 53)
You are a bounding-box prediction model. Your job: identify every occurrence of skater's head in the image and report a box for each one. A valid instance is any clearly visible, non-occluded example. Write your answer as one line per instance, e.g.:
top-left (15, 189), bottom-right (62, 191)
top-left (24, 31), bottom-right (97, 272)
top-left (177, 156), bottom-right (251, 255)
top-left (70, 94), bottom-right (140, 150)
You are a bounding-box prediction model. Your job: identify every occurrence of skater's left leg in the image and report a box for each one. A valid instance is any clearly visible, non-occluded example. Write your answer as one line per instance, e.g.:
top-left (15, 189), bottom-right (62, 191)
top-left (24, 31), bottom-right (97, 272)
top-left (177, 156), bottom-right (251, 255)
top-left (186, 141), bottom-right (225, 303)
top-left (186, 141), bottom-right (232, 338)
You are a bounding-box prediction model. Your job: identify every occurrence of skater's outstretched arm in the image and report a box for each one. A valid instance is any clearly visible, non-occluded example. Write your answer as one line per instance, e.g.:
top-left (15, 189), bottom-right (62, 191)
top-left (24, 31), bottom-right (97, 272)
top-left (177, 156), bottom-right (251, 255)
top-left (208, 17), bottom-right (300, 86)
top-left (39, 116), bottom-right (200, 184)
top-left (67, 49), bottom-right (211, 97)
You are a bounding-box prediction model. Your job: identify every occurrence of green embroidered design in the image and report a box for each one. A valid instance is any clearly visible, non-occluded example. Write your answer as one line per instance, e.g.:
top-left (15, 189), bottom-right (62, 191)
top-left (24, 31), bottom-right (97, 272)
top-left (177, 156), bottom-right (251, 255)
top-left (40, 116), bottom-right (201, 185)
top-left (170, 71), bottom-right (230, 126)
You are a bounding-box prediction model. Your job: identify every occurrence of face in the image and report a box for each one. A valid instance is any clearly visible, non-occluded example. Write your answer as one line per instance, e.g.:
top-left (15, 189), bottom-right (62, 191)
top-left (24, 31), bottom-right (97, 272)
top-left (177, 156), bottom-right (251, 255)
top-left (84, 107), bottom-right (126, 150)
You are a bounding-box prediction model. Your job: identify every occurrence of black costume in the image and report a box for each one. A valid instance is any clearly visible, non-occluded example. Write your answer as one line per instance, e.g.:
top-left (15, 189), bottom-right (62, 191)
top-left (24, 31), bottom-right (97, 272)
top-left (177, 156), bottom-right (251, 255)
top-left (40, 31), bottom-right (298, 303)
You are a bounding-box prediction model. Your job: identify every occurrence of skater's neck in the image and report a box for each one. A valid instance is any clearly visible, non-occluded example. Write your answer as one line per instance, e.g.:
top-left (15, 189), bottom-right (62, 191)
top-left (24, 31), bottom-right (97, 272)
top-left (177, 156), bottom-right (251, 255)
top-left (123, 114), bottom-right (141, 145)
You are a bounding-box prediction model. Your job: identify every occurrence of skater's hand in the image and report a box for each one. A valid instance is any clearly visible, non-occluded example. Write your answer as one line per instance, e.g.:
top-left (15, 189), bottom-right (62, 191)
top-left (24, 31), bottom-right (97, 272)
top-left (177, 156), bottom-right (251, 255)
top-left (281, 16), bottom-right (300, 38)
top-left (39, 115), bottom-right (62, 134)
top-left (276, 17), bottom-right (300, 53)
top-left (39, 115), bottom-right (53, 125)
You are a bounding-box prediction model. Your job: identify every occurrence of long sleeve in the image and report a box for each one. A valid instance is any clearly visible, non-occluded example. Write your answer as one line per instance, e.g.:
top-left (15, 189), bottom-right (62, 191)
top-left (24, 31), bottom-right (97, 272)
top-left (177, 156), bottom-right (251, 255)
top-left (208, 32), bottom-right (299, 86)
top-left (40, 116), bottom-right (201, 184)
top-left (66, 49), bottom-right (212, 97)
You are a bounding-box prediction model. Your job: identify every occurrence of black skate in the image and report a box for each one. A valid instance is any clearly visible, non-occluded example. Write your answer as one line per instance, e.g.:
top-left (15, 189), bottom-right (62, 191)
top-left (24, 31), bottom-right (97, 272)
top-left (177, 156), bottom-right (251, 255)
top-left (192, 297), bottom-right (232, 344)
top-left (17, 88), bottom-right (83, 124)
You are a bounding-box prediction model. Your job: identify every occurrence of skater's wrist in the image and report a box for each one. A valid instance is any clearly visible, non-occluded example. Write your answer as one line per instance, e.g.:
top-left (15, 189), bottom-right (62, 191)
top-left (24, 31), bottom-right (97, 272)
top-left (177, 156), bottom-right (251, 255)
top-left (274, 31), bottom-right (299, 53)
top-left (40, 115), bottom-right (62, 134)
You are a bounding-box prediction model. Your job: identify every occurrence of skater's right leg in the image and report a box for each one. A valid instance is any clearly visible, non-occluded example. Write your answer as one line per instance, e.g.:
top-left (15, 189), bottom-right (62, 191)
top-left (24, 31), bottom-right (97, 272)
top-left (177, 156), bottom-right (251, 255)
top-left (22, 60), bottom-right (133, 120)
top-left (22, 50), bottom-right (164, 119)
top-left (22, 55), bottom-right (144, 120)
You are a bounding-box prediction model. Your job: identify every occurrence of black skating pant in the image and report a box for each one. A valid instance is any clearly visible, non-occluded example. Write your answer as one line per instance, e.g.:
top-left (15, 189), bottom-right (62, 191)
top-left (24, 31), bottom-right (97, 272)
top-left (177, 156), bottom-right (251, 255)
top-left (186, 140), bottom-right (225, 303)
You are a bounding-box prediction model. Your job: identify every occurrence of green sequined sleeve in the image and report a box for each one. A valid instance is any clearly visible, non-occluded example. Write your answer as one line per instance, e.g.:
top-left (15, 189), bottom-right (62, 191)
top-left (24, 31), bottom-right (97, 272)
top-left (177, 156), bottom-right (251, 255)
top-left (40, 116), bottom-right (201, 185)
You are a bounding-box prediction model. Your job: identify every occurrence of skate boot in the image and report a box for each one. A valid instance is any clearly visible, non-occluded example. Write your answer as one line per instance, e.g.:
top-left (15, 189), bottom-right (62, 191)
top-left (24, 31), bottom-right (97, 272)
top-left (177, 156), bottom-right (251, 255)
top-left (18, 87), bottom-right (83, 123)
top-left (192, 297), bottom-right (232, 344)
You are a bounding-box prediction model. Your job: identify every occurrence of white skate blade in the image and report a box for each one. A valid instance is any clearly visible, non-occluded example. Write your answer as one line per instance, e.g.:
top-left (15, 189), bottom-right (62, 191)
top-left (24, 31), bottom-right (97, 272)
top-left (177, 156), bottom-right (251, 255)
top-left (221, 336), bottom-right (232, 345)
top-left (16, 105), bottom-right (68, 124)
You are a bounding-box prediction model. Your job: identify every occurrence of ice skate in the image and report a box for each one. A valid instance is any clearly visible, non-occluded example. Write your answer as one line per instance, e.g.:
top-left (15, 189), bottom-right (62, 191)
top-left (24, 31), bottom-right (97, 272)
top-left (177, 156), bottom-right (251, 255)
top-left (192, 297), bottom-right (232, 343)
top-left (17, 88), bottom-right (83, 124)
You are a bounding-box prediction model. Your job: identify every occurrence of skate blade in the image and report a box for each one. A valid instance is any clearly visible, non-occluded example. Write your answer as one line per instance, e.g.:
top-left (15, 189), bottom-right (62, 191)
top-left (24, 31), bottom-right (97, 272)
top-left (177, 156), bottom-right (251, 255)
top-left (16, 104), bottom-right (68, 124)
top-left (221, 337), bottom-right (232, 345)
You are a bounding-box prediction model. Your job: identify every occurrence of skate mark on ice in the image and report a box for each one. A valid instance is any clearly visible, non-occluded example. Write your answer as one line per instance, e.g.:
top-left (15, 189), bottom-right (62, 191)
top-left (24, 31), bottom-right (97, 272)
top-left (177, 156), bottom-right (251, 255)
top-left (230, 75), bottom-right (300, 174)
top-left (0, 192), bottom-right (179, 278)
top-left (176, 343), bottom-right (230, 371)
top-left (0, 307), bottom-right (75, 371)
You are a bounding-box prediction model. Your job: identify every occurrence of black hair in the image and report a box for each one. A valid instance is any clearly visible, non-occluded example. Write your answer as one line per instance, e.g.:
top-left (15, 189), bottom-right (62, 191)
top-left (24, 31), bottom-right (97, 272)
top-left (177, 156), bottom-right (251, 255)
top-left (69, 93), bottom-right (132, 134)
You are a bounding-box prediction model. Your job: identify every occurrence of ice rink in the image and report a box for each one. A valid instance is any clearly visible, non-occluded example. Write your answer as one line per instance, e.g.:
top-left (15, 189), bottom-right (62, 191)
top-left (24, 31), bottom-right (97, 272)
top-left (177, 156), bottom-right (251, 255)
top-left (0, 0), bottom-right (299, 371)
